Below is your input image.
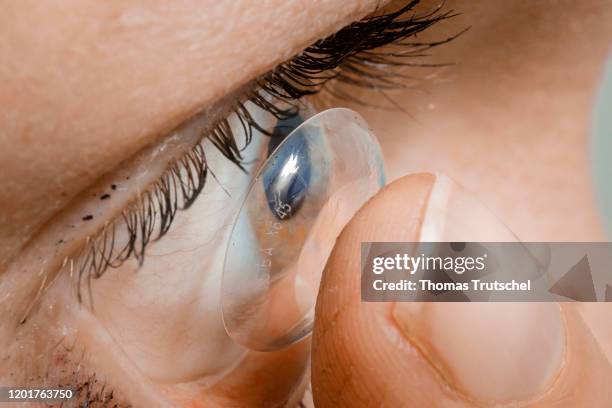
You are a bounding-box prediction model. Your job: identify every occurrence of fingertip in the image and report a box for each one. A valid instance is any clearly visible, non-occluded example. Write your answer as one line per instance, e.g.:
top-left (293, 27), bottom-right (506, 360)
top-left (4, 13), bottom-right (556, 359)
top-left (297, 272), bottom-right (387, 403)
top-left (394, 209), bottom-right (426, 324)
top-left (312, 173), bottom-right (445, 407)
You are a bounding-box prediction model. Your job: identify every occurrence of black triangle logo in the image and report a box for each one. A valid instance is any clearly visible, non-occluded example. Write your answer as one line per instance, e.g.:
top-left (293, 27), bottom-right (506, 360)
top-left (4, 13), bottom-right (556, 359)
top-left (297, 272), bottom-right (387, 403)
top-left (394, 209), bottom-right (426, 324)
top-left (549, 255), bottom-right (597, 301)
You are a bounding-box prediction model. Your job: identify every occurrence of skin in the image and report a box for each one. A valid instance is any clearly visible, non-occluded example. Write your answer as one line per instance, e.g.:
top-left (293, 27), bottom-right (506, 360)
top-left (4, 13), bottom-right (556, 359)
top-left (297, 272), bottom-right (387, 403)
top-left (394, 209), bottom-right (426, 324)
top-left (313, 174), bottom-right (612, 406)
top-left (0, 0), bottom-right (611, 407)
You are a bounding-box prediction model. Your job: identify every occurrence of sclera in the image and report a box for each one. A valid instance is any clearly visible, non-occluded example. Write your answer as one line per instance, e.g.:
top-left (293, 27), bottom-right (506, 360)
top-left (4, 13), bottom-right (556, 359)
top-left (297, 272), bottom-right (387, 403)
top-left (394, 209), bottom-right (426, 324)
top-left (222, 108), bottom-right (385, 351)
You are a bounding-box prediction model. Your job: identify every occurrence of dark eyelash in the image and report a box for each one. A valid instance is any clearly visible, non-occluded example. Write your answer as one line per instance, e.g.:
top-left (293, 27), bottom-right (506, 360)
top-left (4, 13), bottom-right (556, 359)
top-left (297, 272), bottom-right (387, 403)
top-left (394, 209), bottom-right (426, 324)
top-left (255, 0), bottom-right (460, 100)
top-left (70, 0), bottom-right (461, 304)
top-left (72, 144), bottom-right (208, 304)
top-left (205, 0), bottom-right (463, 168)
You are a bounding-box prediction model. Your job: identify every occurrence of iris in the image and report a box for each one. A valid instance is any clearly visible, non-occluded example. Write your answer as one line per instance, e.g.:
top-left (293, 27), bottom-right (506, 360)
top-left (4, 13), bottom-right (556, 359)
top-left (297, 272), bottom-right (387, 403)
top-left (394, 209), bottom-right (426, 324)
top-left (262, 115), bottom-right (311, 220)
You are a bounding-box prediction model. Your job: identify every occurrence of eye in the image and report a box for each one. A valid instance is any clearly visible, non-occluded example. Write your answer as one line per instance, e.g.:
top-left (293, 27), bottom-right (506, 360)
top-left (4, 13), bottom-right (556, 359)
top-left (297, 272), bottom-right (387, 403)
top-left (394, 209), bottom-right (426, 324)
top-left (264, 115), bottom-right (311, 220)
top-left (61, 1), bottom-right (461, 287)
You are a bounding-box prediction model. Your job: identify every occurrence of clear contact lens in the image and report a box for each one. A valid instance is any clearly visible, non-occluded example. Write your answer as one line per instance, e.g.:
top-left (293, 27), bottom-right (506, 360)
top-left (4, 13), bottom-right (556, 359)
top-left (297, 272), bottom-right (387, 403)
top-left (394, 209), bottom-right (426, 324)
top-left (222, 108), bottom-right (385, 351)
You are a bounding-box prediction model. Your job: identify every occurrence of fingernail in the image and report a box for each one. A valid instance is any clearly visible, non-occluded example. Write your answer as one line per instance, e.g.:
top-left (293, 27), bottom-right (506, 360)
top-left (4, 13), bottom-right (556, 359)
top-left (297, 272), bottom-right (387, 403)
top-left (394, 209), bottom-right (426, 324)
top-left (393, 175), bottom-right (566, 404)
top-left (418, 174), bottom-right (516, 242)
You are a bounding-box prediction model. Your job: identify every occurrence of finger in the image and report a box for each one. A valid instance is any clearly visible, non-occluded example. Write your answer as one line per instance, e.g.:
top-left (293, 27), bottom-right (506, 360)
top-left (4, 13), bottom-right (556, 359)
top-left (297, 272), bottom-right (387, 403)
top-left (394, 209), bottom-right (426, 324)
top-left (312, 173), bottom-right (612, 407)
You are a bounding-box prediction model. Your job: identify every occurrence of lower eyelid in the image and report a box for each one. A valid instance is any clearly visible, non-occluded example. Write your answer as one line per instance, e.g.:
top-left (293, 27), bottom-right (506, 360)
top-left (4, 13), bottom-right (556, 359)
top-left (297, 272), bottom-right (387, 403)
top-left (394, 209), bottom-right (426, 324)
top-left (3, 108), bottom-right (223, 322)
top-left (69, 135), bottom-right (261, 383)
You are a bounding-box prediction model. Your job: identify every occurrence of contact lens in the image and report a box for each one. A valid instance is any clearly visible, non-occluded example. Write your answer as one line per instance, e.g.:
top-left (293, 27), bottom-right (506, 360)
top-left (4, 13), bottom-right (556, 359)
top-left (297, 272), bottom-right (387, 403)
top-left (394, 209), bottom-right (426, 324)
top-left (222, 108), bottom-right (385, 351)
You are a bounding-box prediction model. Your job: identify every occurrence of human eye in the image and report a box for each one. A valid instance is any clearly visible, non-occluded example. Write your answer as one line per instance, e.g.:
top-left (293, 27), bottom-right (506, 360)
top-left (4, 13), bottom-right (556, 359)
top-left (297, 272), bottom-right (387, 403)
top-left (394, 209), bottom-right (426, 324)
top-left (0, 1), bottom-right (462, 406)
top-left (70, 1), bottom-right (461, 289)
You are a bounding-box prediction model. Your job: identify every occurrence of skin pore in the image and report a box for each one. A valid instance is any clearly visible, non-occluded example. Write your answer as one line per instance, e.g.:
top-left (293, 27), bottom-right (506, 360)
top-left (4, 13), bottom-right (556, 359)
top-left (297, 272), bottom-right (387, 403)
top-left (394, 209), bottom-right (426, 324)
top-left (1, 0), bottom-right (611, 407)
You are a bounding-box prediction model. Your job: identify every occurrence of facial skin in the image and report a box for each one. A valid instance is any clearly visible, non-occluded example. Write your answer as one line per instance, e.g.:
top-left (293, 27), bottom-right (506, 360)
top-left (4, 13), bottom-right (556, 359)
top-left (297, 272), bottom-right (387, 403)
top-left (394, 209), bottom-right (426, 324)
top-left (0, 0), bottom-right (611, 407)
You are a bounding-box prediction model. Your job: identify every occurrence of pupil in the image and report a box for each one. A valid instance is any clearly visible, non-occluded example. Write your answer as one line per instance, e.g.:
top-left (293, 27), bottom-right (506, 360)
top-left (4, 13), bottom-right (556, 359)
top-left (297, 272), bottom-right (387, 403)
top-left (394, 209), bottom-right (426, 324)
top-left (262, 115), bottom-right (311, 220)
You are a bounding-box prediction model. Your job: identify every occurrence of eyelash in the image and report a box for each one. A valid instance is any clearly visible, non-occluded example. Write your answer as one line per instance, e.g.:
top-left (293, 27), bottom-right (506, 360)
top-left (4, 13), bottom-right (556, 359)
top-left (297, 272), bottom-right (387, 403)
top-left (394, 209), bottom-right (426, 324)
top-left (70, 0), bottom-right (462, 303)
